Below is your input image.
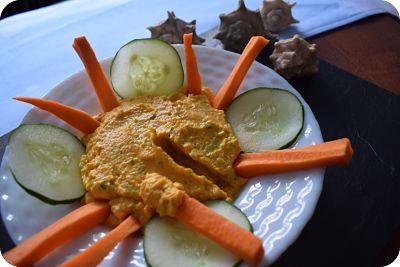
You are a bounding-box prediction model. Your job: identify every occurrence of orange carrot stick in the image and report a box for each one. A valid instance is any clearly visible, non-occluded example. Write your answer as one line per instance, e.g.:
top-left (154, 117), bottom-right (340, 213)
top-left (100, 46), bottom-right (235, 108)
top-left (176, 195), bottom-right (264, 266)
top-left (3, 202), bottom-right (110, 267)
top-left (58, 216), bottom-right (141, 267)
top-left (183, 33), bottom-right (202, 95)
top-left (14, 97), bottom-right (100, 134)
top-left (73, 36), bottom-right (119, 112)
top-left (234, 138), bottom-right (354, 177)
top-left (212, 36), bottom-right (269, 110)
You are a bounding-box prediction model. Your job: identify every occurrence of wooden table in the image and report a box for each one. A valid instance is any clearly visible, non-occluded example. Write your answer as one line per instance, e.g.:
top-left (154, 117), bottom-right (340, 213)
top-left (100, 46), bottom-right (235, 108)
top-left (309, 14), bottom-right (400, 95)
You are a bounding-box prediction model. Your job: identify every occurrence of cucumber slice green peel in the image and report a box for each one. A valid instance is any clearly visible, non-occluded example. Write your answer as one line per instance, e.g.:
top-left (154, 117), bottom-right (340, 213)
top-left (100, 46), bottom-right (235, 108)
top-left (144, 200), bottom-right (252, 267)
top-left (9, 170), bottom-right (81, 205)
top-left (110, 38), bottom-right (184, 99)
top-left (7, 124), bottom-right (85, 205)
top-left (226, 87), bottom-right (304, 152)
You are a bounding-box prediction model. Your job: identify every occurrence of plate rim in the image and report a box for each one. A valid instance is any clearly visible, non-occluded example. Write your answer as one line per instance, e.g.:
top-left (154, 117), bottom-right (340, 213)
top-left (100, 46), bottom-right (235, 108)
top-left (1, 44), bottom-right (325, 266)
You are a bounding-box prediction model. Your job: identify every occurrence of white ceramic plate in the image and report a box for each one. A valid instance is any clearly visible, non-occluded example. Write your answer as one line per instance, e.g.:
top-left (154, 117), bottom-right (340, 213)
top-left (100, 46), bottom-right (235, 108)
top-left (0, 45), bottom-right (324, 266)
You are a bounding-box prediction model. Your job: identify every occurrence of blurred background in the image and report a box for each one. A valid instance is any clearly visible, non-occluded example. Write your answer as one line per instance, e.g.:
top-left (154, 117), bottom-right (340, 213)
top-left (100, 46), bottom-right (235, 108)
top-left (1, 0), bottom-right (399, 20)
top-left (1, 0), bottom-right (64, 19)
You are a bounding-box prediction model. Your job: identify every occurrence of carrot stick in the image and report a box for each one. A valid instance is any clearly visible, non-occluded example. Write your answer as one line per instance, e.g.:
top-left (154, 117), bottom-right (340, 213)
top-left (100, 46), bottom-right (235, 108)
top-left (212, 36), bottom-right (269, 110)
top-left (73, 36), bottom-right (119, 112)
top-left (3, 202), bottom-right (110, 267)
top-left (14, 96), bottom-right (100, 134)
top-left (176, 195), bottom-right (264, 266)
top-left (234, 138), bottom-right (354, 177)
top-left (183, 33), bottom-right (202, 95)
top-left (58, 216), bottom-right (141, 267)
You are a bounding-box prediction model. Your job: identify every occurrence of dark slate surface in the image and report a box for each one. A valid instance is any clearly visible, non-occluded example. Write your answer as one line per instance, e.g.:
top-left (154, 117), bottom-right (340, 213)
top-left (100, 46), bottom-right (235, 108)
top-left (0, 59), bottom-right (399, 267)
top-left (270, 59), bottom-right (400, 267)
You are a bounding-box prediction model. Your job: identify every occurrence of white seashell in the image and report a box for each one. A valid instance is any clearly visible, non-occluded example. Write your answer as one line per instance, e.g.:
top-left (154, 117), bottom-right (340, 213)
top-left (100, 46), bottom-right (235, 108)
top-left (270, 34), bottom-right (318, 79)
top-left (260, 0), bottom-right (298, 32)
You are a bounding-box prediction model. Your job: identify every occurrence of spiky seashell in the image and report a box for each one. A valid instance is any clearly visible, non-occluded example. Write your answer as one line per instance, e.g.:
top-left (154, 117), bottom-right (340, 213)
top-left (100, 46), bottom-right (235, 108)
top-left (214, 0), bottom-right (273, 53)
top-left (260, 0), bottom-right (298, 32)
top-left (270, 34), bottom-right (318, 79)
top-left (147, 11), bottom-right (204, 45)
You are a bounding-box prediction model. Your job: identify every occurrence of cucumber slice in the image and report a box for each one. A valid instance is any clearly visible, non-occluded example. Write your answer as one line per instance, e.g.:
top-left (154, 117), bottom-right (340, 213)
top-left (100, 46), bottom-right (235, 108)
top-left (144, 200), bottom-right (252, 267)
top-left (7, 124), bottom-right (85, 205)
top-left (226, 88), bottom-right (304, 152)
top-left (110, 38), bottom-right (184, 99)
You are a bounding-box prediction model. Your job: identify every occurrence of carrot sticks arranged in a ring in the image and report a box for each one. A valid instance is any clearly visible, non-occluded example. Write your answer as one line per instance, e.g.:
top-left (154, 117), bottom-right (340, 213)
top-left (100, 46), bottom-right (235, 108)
top-left (3, 202), bottom-right (110, 266)
top-left (212, 36), bottom-right (269, 110)
top-left (5, 33), bottom-right (356, 267)
top-left (183, 33), bottom-right (202, 95)
top-left (58, 216), bottom-right (141, 267)
top-left (73, 36), bottom-right (119, 112)
top-left (13, 97), bottom-right (100, 134)
top-left (234, 138), bottom-right (354, 177)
